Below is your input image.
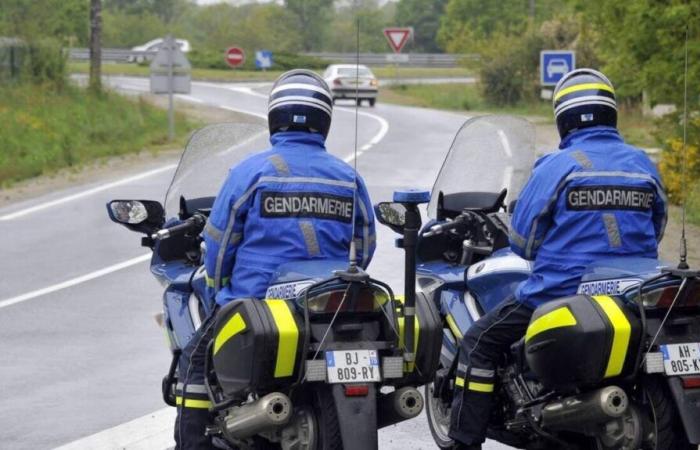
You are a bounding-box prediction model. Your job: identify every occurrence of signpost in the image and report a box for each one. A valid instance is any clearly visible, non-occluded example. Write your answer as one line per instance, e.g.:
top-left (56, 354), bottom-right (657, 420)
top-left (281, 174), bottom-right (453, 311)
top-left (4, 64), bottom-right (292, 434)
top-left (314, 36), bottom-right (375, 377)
top-left (255, 50), bottom-right (273, 70)
top-left (150, 35), bottom-right (191, 141)
top-left (383, 27), bottom-right (413, 84)
top-left (225, 47), bottom-right (245, 68)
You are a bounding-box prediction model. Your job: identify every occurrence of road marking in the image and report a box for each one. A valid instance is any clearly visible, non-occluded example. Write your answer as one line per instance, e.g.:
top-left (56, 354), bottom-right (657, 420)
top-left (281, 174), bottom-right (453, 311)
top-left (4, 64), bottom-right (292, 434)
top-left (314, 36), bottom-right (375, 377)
top-left (0, 164), bottom-right (177, 221)
top-left (217, 104), bottom-right (267, 120)
top-left (502, 166), bottom-right (514, 193)
top-left (0, 254), bottom-right (151, 310)
top-left (54, 407), bottom-right (175, 450)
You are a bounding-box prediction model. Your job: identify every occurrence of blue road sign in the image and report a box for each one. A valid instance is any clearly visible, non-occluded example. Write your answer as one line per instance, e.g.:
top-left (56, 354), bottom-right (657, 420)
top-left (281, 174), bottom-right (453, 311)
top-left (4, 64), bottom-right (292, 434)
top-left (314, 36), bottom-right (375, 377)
top-left (540, 50), bottom-right (575, 86)
top-left (255, 50), bottom-right (273, 70)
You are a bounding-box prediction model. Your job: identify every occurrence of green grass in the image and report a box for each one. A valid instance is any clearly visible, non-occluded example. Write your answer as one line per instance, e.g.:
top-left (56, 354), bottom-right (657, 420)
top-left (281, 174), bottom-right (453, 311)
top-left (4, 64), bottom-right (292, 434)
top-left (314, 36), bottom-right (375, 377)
top-left (0, 83), bottom-right (198, 185)
top-left (69, 62), bottom-right (471, 82)
top-left (382, 83), bottom-right (552, 118)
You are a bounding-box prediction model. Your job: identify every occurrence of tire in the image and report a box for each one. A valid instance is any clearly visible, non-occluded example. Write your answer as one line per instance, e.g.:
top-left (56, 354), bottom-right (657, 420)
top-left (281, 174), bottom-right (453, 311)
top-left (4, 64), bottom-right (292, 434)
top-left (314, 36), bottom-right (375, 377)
top-left (425, 383), bottom-right (455, 449)
top-left (311, 386), bottom-right (343, 450)
top-left (639, 377), bottom-right (694, 450)
top-left (356, 98), bottom-right (362, 106)
top-left (369, 98), bottom-right (376, 107)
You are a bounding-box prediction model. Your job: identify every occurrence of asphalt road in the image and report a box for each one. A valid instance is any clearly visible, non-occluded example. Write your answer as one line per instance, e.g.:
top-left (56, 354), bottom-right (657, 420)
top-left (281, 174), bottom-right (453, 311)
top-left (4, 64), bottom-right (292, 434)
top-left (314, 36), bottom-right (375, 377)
top-left (0, 77), bottom-right (512, 450)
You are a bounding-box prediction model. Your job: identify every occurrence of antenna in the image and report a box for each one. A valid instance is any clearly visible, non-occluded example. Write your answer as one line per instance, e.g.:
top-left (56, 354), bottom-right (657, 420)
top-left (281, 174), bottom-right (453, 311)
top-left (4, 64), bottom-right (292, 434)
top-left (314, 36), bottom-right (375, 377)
top-left (678, 25), bottom-right (690, 270)
top-left (348, 12), bottom-right (361, 270)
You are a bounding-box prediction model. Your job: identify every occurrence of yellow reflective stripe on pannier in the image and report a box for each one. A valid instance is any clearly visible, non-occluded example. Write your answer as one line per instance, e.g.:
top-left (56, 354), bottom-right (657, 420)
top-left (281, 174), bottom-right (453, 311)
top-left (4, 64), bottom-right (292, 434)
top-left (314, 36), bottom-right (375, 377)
top-left (213, 312), bottom-right (246, 356)
top-left (554, 82), bottom-right (615, 101)
top-left (455, 376), bottom-right (465, 387)
top-left (175, 396), bottom-right (212, 409)
top-left (468, 382), bottom-right (494, 393)
top-left (446, 314), bottom-right (463, 339)
top-left (592, 295), bottom-right (631, 378)
top-left (525, 306), bottom-right (577, 343)
top-left (265, 299), bottom-right (299, 378)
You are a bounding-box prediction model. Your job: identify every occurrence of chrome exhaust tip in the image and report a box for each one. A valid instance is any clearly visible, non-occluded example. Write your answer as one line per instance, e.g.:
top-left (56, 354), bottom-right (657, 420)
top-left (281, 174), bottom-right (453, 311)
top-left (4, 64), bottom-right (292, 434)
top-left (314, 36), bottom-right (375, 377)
top-left (222, 392), bottom-right (292, 439)
top-left (541, 386), bottom-right (628, 432)
top-left (378, 386), bottom-right (424, 428)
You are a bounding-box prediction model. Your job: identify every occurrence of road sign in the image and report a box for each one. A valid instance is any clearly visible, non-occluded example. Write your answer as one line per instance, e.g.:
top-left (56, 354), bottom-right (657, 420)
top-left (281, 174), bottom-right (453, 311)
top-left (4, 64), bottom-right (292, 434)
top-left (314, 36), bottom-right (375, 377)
top-left (150, 36), bottom-right (191, 95)
top-left (255, 50), bottom-right (273, 70)
top-left (383, 28), bottom-right (412, 53)
top-left (225, 47), bottom-right (245, 68)
top-left (540, 50), bottom-right (575, 86)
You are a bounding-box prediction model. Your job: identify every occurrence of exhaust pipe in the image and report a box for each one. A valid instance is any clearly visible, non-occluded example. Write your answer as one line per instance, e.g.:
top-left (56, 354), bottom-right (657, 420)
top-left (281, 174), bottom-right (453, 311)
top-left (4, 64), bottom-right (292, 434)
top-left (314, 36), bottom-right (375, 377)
top-left (541, 386), bottom-right (628, 432)
top-left (378, 387), bottom-right (424, 428)
top-left (221, 392), bottom-right (292, 440)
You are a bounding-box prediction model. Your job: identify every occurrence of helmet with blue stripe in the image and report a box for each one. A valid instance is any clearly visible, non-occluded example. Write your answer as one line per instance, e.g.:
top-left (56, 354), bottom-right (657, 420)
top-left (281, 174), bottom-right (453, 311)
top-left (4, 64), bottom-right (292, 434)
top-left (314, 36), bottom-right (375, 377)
top-left (268, 69), bottom-right (333, 138)
top-left (553, 68), bottom-right (617, 138)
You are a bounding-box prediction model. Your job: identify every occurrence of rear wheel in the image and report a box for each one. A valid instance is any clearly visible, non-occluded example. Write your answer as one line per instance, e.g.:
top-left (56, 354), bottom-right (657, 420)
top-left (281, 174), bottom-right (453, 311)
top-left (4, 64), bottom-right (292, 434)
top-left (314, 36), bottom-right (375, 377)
top-left (425, 383), bottom-right (455, 449)
top-left (369, 98), bottom-right (376, 107)
top-left (310, 386), bottom-right (343, 449)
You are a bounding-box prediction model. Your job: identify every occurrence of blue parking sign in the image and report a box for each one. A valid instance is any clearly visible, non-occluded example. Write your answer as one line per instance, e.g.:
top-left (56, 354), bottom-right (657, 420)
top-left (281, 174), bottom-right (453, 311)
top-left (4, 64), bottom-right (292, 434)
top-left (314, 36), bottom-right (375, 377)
top-left (540, 50), bottom-right (575, 86)
top-left (255, 50), bottom-right (273, 70)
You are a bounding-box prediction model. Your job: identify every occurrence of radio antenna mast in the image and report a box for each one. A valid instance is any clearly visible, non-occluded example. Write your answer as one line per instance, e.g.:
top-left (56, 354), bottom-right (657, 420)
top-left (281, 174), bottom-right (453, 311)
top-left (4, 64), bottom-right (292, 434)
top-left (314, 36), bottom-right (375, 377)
top-left (678, 25), bottom-right (690, 270)
top-left (347, 13), bottom-right (361, 270)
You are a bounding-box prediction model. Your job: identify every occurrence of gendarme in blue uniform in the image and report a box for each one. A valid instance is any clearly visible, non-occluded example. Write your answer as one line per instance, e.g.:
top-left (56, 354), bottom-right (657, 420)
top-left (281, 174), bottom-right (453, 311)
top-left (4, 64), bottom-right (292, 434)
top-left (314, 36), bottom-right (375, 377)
top-left (203, 131), bottom-right (376, 304)
top-left (509, 125), bottom-right (667, 307)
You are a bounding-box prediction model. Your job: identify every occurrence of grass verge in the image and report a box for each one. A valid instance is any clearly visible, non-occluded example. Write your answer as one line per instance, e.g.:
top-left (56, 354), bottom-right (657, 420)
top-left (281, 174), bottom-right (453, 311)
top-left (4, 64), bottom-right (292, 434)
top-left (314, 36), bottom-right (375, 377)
top-left (0, 83), bottom-right (198, 186)
top-left (69, 62), bottom-right (471, 82)
top-left (381, 83), bottom-right (658, 148)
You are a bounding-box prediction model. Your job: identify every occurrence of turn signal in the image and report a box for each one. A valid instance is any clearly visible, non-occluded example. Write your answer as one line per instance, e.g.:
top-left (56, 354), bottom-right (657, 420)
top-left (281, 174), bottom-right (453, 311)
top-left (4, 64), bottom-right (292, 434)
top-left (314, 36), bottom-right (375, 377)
top-left (370, 79), bottom-right (378, 87)
top-left (344, 384), bottom-right (369, 396)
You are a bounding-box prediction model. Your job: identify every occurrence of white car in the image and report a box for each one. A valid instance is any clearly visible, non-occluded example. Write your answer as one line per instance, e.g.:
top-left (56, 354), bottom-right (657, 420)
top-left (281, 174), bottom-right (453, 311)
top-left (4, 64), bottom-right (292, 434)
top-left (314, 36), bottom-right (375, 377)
top-left (547, 58), bottom-right (570, 78)
top-left (322, 64), bottom-right (379, 107)
top-left (128, 38), bottom-right (191, 63)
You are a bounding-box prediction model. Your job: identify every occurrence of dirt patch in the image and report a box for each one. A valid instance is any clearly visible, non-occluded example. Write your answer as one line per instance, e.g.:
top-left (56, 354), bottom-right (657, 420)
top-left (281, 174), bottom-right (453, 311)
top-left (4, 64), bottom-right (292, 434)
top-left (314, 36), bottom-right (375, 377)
top-left (0, 96), bottom-right (262, 208)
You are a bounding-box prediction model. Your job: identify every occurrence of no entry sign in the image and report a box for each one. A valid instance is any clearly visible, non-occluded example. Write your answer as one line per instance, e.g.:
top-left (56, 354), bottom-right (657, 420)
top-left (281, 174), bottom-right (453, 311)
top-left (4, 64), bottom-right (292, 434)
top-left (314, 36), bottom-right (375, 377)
top-left (383, 28), bottom-right (412, 53)
top-left (225, 47), bottom-right (245, 68)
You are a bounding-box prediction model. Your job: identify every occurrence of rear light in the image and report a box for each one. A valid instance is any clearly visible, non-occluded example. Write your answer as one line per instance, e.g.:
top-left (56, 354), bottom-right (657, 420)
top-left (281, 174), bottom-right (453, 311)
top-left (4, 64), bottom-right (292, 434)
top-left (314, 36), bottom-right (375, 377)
top-left (344, 384), bottom-right (369, 396)
top-left (370, 79), bottom-right (378, 87)
top-left (306, 287), bottom-right (389, 314)
top-left (641, 282), bottom-right (700, 308)
top-left (682, 376), bottom-right (700, 389)
top-left (333, 78), bottom-right (341, 86)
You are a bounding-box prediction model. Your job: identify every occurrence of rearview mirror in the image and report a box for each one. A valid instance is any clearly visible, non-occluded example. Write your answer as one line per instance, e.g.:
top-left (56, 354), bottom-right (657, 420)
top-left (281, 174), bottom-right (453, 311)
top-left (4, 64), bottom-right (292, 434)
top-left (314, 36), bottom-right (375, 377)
top-left (107, 200), bottom-right (164, 234)
top-left (374, 202), bottom-right (406, 234)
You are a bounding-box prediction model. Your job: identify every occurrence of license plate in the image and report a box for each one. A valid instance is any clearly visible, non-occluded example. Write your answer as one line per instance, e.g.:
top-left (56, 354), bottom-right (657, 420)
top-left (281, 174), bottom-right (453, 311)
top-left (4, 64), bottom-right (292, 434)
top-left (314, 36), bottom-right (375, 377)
top-left (661, 342), bottom-right (700, 375)
top-left (325, 350), bottom-right (381, 383)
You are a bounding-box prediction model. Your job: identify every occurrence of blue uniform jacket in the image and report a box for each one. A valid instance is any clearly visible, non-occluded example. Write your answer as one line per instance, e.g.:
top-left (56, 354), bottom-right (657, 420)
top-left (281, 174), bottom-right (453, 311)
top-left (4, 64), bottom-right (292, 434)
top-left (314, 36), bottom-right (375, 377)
top-left (203, 131), bottom-right (376, 305)
top-left (509, 126), bottom-right (667, 307)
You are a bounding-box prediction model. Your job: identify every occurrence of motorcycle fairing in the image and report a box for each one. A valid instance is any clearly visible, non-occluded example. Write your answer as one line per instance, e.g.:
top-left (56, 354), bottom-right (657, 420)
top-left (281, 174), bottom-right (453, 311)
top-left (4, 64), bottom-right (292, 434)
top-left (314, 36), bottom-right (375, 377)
top-left (466, 248), bottom-right (531, 312)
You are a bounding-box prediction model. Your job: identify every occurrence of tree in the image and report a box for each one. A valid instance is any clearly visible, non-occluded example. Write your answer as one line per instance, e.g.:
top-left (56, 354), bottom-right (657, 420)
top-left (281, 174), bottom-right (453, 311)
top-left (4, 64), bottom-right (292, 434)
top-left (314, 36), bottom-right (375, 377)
top-left (395, 0), bottom-right (447, 52)
top-left (0, 0), bottom-right (89, 45)
top-left (284, 0), bottom-right (334, 51)
top-left (90, 0), bottom-right (102, 92)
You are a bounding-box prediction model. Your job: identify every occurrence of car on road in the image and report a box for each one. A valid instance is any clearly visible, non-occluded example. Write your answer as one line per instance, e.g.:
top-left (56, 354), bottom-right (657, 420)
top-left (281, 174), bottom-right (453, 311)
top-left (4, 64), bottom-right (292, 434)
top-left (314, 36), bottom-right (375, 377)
top-left (546, 58), bottom-right (570, 78)
top-left (128, 38), bottom-right (191, 63)
top-left (323, 64), bottom-right (379, 107)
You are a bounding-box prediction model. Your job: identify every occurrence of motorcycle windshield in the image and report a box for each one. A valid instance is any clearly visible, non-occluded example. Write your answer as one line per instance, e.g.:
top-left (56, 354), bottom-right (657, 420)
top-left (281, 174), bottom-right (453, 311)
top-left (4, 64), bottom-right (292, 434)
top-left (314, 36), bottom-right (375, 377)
top-left (427, 115), bottom-right (537, 218)
top-left (164, 122), bottom-right (269, 219)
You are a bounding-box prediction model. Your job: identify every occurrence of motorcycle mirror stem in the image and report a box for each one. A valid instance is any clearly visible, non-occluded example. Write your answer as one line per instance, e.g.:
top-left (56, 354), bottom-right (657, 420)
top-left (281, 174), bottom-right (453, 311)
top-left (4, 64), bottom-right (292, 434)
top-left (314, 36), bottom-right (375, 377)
top-left (393, 190), bottom-right (431, 367)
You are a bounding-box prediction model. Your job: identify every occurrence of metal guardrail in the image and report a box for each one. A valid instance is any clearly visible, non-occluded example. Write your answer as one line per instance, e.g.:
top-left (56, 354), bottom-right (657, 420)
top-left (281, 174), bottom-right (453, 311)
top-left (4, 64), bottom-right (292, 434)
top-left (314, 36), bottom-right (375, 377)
top-left (304, 52), bottom-right (478, 68)
top-left (68, 48), bottom-right (476, 68)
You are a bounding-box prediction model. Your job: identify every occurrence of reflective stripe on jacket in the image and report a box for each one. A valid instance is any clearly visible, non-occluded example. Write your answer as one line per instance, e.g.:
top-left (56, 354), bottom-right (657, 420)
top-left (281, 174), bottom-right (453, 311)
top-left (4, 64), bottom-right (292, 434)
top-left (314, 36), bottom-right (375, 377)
top-left (203, 131), bottom-right (376, 304)
top-left (510, 126), bottom-right (667, 307)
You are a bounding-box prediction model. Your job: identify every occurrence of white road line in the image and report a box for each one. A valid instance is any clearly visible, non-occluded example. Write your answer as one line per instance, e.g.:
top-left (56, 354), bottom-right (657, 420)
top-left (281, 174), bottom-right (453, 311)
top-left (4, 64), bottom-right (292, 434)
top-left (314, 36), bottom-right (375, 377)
top-left (0, 164), bottom-right (176, 221)
top-left (497, 129), bottom-right (513, 158)
top-left (217, 104), bottom-right (267, 120)
top-left (502, 166), bottom-right (514, 193)
top-left (54, 407), bottom-right (175, 450)
top-left (0, 254), bottom-right (151, 310)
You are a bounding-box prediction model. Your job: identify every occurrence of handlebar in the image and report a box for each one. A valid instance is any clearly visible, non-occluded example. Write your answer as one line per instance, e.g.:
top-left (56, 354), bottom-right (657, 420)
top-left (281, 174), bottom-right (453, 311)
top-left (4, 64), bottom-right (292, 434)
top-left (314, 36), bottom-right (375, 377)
top-left (423, 216), bottom-right (467, 237)
top-left (151, 214), bottom-right (206, 241)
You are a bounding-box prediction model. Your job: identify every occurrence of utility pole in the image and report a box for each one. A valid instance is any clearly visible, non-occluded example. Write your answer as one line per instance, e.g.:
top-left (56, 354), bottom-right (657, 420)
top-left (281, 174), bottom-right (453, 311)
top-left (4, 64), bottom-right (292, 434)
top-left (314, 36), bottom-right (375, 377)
top-left (89, 0), bottom-right (102, 92)
top-left (529, 0), bottom-right (535, 19)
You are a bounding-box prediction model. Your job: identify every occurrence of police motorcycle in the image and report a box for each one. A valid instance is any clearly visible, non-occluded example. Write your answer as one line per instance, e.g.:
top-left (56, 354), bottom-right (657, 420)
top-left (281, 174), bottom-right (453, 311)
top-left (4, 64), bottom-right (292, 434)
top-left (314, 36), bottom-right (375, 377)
top-left (106, 122), bottom-right (442, 450)
top-left (374, 115), bottom-right (700, 450)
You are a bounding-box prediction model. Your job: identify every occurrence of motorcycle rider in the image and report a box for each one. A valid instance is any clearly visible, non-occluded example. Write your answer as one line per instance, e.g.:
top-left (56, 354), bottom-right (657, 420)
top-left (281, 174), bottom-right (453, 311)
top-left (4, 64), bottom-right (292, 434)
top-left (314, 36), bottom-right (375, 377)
top-left (449, 69), bottom-right (667, 449)
top-left (175, 69), bottom-right (376, 449)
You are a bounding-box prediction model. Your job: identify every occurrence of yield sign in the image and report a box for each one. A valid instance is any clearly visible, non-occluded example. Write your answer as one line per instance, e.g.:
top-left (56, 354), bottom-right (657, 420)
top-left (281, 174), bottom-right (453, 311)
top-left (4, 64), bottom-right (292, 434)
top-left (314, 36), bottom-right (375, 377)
top-left (225, 47), bottom-right (245, 68)
top-left (383, 28), bottom-right (412, 53)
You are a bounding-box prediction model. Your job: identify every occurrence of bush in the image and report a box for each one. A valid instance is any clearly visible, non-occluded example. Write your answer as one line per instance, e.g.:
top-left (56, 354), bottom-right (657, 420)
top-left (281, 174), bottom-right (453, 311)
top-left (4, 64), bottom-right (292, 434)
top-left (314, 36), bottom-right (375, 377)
top-left (658, 114), bottom-right (700, 204)
top-left (188, 49), bottom-right (327, 71)
top-left (25, 38), bottom-right (67, 87)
